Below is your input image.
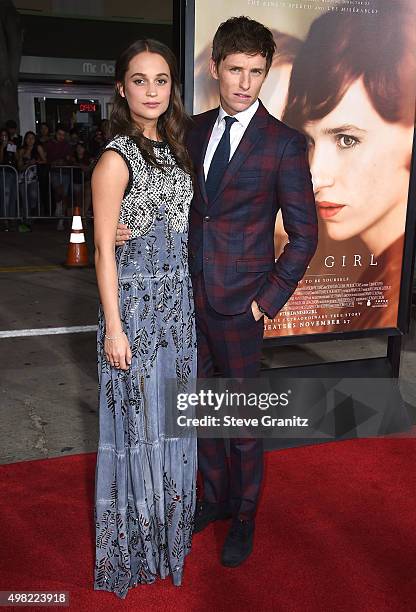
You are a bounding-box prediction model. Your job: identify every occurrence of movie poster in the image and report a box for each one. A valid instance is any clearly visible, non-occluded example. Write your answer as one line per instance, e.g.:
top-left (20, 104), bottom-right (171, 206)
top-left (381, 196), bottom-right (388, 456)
top-left (191, 0), bottom-right (416, 338)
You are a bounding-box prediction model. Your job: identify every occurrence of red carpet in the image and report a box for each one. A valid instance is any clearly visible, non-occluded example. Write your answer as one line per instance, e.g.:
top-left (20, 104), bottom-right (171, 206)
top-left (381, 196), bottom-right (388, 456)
top-left (1, 438), bottom-right (416, 612)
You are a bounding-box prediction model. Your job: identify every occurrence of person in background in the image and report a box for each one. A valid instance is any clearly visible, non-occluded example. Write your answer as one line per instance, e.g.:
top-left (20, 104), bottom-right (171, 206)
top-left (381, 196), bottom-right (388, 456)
top-left (0, 128), bottom-right (9, 158)
top-left (69, 128), bottom-right (81, 149)
top-left (89, 128), bottom-right (106, 160)
top-left (44, 125), bottom-right (73, 230)
top-left (72, 141), bottom-right (92, 215)
top-left (5, 119), bottom-right (21, 148)
top-left (36, 123), bottom-right (52, 216)
top-left (0, 126), bottom-right (17, 166)
top-left (38, 122), bottom-right (51, 146)
top-left (44, 125), bottom-right (73, 165)
top-left (98, 118), bottom-right (110, 142)
top-left (16, 131), bottom-right (47, 231)
top-left (0, 126), bottom-right (18, 230)
top-left (1, 128), bottom-right (10, 228)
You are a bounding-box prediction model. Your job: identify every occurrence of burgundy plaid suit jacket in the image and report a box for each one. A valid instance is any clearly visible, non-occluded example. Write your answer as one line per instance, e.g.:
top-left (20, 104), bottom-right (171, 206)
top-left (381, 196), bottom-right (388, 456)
top-left (187, 100), bottom-right (318, 319)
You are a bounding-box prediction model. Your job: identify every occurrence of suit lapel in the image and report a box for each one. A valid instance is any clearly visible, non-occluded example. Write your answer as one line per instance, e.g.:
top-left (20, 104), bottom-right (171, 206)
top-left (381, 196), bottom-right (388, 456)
top-left (209, 101), bottom-right (269, 206)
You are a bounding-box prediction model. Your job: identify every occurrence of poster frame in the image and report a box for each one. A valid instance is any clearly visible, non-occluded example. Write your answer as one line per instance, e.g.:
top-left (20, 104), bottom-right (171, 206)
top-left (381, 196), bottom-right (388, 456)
top-left (175, 0), bottom-right (416, 349)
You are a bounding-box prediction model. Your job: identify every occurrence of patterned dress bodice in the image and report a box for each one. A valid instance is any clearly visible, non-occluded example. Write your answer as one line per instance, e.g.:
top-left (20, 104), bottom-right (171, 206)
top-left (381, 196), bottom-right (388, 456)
top-left (105, 135), bottom-right (193, 240)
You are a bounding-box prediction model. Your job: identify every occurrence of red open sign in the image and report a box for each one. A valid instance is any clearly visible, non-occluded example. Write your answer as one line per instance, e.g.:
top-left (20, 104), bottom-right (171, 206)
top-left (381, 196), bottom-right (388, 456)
top-left (79, 103), bottom-right (96, 112)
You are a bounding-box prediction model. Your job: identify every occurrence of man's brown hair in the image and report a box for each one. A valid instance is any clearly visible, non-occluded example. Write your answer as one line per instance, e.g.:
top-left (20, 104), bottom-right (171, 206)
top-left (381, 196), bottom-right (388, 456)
top-left (212, 16), bottom-right (276, 73)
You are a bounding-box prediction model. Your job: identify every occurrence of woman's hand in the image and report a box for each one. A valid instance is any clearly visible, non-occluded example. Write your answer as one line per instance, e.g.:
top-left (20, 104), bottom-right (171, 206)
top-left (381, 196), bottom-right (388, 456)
top-left (115, 223), bottom-right (131, 247)
top-left (104, 331), bottom-right (132, 370)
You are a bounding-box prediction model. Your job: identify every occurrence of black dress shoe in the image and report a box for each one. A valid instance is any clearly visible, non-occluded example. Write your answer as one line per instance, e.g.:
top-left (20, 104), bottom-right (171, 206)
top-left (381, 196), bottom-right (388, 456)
top-left (221, 518), bottom-right (254, 567)
top-left (193, 500), bottom-right (232, 534)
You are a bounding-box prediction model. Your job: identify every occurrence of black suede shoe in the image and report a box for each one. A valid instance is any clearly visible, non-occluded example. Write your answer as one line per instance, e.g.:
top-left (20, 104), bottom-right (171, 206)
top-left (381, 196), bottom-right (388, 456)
top-left (221, 519), bottom-right (254, 567)
top-left (193, 500), bottom-right (232, 534)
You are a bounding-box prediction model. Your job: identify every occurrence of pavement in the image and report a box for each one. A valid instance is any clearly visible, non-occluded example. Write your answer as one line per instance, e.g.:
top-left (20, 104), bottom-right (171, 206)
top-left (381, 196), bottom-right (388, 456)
top-left (1, 220), bottom-right (415, 464)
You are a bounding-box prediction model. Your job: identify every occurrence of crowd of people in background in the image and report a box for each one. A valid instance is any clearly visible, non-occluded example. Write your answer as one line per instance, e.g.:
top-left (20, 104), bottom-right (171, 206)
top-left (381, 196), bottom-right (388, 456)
top-left (0, 118), bottom-right (110, 231)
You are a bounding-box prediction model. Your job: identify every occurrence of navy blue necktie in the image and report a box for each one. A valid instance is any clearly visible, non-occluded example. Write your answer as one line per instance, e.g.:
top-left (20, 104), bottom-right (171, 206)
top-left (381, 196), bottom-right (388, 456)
top-left (205, 115), bottom-right (237, 202)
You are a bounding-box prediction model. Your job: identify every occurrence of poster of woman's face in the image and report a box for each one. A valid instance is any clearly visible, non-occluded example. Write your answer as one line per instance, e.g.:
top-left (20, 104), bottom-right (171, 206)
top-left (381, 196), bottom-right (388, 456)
top-left (192, 0), bottom-right (416, 337)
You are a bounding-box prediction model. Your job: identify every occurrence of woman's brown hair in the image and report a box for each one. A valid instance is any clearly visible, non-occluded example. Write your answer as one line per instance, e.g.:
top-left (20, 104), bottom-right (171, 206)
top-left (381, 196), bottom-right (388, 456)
top-left (283, 1), bottom-right (416, 129)
top-left (110, 39), bottom-right (193, 175)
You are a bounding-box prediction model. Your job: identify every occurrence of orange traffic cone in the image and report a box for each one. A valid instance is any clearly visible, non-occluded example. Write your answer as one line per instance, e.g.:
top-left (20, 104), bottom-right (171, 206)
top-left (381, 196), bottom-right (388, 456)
top-left (65, 206), bottom-right (89, 267)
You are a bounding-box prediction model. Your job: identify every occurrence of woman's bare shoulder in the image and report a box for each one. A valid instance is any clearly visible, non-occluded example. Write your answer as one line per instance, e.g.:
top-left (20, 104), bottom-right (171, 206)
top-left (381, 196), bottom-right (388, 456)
top-left (93, 149), bottom-right (128, 174)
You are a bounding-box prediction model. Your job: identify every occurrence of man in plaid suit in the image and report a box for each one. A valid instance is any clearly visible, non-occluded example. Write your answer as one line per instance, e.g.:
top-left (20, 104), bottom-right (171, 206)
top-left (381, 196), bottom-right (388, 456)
top-left (116, 16), bottom-right (318, 568)
top-left (188, 16), bottom-right (317, 567)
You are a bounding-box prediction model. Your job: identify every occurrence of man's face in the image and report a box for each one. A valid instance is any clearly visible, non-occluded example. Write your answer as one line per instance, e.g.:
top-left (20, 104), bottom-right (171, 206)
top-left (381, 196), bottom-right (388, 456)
top-left (56, 129), bottom-right (66, 142)
top-left (209, 52), bottom-right (268, 115)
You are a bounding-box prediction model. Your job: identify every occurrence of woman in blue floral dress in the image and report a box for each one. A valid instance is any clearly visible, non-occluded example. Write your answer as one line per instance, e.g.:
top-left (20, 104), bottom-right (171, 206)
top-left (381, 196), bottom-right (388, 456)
top-left (92, 39), bottom-right (196, 599)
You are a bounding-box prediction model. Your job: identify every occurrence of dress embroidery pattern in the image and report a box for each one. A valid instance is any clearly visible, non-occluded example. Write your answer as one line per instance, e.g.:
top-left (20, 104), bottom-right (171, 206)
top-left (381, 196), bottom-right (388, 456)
top-left (104, 135), bottom-right (193, 237)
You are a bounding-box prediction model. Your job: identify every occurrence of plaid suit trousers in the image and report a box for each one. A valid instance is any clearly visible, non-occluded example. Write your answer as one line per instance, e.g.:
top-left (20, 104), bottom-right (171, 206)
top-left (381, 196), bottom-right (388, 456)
top-left (193, 272), bottom-right (264, 521)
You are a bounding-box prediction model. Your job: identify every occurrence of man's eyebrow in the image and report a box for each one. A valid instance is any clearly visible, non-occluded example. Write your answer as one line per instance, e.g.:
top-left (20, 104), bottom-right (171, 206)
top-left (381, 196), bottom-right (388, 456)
top-left (227, 65), bottom-right (265, 71)
top-left (323, 124), bottom-right (367, 135)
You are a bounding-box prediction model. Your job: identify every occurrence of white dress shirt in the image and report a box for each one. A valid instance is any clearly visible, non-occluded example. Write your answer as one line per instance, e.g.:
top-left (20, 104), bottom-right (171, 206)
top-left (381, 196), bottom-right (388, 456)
top-left (203, 99), bottom-right (259, 179)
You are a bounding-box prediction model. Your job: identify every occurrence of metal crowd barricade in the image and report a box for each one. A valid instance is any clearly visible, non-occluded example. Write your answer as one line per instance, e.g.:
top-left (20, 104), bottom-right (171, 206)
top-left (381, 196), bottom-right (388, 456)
top-left (22, 164), bottom-right (86, 219)
top-left (0, 165), bottom-right (20, 219)
top-left (22, 164), bottom-right (42, 219)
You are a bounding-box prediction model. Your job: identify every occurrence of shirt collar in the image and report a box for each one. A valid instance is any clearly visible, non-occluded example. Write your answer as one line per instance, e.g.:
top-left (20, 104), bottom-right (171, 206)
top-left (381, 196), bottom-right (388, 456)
top-left (217, 99), bottom-right (259, 128)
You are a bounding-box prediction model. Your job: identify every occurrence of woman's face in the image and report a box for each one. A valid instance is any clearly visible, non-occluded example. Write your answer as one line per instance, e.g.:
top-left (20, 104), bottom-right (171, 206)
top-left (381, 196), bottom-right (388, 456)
top-left (26, 133), bottom-right (35, 147)
top-left (304, 78), bottom-right (413, 243)
top-left (118, 51), bottom-right (171, 127)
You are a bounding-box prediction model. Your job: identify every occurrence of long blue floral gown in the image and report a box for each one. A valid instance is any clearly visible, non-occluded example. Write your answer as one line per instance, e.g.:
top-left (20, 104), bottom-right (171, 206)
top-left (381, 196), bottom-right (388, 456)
top-left (94, 135), bottom-right (197, 599)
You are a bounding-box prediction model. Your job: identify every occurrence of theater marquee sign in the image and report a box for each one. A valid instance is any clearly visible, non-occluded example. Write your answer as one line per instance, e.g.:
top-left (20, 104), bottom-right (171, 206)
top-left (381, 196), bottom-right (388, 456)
top-left (20, 56), bottom-right (115, 81)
